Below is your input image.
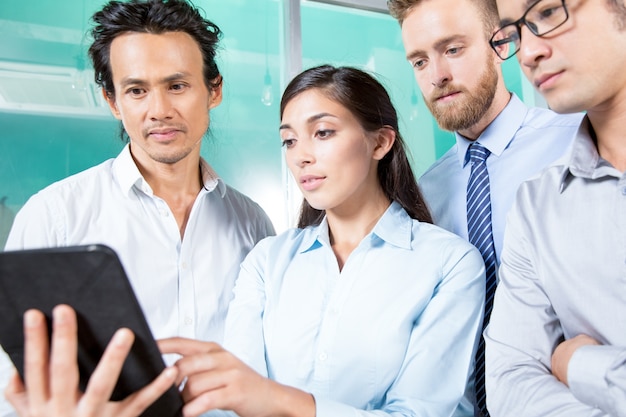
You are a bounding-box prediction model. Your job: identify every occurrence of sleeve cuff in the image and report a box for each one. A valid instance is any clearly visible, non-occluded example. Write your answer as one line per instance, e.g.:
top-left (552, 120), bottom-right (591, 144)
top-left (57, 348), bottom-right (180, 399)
top-left (314, 396), bottom-right (359, 417)
top-left (568, 344), bottom-right (624, 409)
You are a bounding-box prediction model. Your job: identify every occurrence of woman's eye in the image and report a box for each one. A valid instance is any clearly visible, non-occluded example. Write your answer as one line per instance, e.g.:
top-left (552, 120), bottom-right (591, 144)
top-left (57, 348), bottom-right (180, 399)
top-left (316, 129), bottom-right (334, 139)
top-left (281, 138), bottom-right (295, 148)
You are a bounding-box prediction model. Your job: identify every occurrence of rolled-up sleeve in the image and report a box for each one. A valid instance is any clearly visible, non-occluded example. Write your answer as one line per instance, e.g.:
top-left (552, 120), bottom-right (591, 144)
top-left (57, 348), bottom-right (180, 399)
top-left (568, 346), bottom-right (626, 417)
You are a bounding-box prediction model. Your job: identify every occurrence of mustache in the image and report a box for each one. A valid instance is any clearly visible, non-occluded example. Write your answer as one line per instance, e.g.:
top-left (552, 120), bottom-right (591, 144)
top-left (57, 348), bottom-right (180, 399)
top-left (429, 85), bottom-right (464, 102)
top-left (142, 123), bottom-right (187, 136)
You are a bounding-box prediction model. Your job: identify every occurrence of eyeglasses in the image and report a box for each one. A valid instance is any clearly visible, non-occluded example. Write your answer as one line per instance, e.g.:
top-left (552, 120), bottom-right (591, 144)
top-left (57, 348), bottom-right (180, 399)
top-left (489, 0), bottom-right (569, 60)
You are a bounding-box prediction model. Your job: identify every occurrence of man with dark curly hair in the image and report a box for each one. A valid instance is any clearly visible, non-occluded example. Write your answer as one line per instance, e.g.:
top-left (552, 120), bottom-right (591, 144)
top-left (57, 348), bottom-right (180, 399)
top-left (0, 2), bottom-right (274, 415)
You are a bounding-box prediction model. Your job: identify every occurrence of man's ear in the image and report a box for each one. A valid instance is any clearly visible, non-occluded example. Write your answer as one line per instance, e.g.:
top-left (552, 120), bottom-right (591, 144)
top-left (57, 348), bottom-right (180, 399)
top-left (490, 27), bottom-right (510, 63)
top-left (208, 76), bottom-right (223, 110)
top-left (102, 89), bottom-right (122, 120)
top-left (372, 126), bottom-right (396, 161)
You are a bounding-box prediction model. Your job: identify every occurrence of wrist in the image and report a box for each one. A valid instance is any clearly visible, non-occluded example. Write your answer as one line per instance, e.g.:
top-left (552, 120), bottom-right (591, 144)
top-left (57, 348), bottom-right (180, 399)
top-left (266, 380), bottom-right (315, 417)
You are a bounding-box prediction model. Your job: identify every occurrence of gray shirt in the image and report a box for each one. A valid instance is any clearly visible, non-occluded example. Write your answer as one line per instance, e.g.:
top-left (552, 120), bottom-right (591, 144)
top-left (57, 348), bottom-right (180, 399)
top-left (485, 117), bottom-right (626, 417)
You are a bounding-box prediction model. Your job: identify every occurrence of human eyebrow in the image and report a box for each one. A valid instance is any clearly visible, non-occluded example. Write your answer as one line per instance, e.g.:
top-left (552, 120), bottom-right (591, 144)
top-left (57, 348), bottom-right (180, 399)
top-left (279, 113), bottom-right (338, 131)
top-left (434, 35), bottom-right (466, 50)
top-left (161, 72), bottom-right (191, 83)
top-left (119, 77), bottom-right (145, 88)
top-left (306, 113), bottom-right (337, 123)
top-left (119, 73), bottom-right (192, 89)
top-left (406, 48), bottom-right (426, 62)
top-left (405, 35), bottom-right (466, 61)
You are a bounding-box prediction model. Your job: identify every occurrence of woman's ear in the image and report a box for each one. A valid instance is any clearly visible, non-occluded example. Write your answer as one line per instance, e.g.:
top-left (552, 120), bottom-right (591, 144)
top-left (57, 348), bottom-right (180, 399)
top-left (372, 126), bottom-right (396, 161)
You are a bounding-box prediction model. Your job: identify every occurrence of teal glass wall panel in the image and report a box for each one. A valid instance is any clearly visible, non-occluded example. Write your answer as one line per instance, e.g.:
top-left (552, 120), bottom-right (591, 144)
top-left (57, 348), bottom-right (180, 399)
top-left (190, 0), bottom-right (285, 229)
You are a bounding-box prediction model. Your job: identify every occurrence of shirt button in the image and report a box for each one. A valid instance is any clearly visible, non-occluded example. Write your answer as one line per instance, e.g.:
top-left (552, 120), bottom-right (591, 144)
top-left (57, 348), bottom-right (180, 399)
top-left (319, 352), bottom-right (328, 361)
top-left (184, 316), bottom-right (193, 325)
top-left (181, 262), bottom-right (188, 270)
top-left (621, 187), bottom-right (626, 196)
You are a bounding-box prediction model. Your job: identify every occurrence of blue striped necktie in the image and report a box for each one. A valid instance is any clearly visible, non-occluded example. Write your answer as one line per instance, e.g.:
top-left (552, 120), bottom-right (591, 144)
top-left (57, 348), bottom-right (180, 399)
top-left (466, 142), bottom-right (497, 417)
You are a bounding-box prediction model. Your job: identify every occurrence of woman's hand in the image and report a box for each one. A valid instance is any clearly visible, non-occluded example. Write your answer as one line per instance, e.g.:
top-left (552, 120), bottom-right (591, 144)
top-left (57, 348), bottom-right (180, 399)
top-left (159, 338), bottom-right (315, 417)
top-left (5, 304), bottom-right (178, 417)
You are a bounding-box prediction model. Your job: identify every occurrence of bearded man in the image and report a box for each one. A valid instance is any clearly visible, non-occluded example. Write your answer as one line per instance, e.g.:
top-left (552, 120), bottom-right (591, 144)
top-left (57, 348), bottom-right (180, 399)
top-left (388, 0), bottom-right (583, 416)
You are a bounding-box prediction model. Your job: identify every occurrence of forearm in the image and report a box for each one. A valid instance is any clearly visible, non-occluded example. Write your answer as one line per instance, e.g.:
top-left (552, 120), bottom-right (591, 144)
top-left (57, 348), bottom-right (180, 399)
top-left (266, 381), bottom-right (315, 417)
top-left (486, 255), bottom-right (604, 415)
top-left (486, 341), bottom-right (605, 417)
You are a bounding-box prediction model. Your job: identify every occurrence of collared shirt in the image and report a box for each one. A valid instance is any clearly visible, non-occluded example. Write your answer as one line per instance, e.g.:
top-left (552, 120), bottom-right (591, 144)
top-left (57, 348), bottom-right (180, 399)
top-left (222, 201), bottom-right (485, 417)
top-left (0, 145), bottom-right (274, 417)
top-left (485, 117), bottom-right (626, 417)
top-left (418, 94), bottom-right (583, 266)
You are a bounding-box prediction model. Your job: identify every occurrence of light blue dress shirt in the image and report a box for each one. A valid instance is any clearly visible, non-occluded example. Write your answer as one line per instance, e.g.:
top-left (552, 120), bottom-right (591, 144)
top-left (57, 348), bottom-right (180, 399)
top-left (0, 145), bottom-right (274, 417)
top-left (223, 201), bottom-right (485, 417)
top-left (418, 94), bottom-right (582, 266)
top-left (485, 117), bottom-right (626, 417)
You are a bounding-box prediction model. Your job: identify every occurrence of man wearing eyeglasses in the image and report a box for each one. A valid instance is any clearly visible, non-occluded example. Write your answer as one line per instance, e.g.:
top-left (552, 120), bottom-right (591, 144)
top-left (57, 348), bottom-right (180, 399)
top-left (387, 0), bottom-right (581, 415)
top-left (485, 0), bottom-right (626, 416)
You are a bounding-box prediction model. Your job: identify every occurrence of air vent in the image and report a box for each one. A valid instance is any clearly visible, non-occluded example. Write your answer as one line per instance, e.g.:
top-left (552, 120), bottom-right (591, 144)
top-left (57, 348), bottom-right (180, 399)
top-left (0, 61), bottom-right (110, 118)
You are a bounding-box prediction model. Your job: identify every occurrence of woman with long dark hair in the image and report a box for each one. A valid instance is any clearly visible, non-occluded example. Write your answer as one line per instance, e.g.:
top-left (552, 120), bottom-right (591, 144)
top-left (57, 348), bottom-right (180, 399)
top-left (159, 65), bottom-right (485, 417)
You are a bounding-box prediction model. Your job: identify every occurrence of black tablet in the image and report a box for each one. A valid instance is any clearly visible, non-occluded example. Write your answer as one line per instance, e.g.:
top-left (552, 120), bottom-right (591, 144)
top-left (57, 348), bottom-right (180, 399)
top-left (0, 244), bottom-right (183, 417)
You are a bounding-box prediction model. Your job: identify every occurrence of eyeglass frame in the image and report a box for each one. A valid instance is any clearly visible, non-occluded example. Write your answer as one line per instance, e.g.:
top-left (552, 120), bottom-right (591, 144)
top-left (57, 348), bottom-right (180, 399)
top-left (489, 0), bottom-right (569, 60)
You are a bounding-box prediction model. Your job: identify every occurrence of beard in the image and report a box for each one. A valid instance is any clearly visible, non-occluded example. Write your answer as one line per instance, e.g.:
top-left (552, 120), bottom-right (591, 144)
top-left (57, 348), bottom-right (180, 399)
top-left (424, 58), bottom-right (498, 132)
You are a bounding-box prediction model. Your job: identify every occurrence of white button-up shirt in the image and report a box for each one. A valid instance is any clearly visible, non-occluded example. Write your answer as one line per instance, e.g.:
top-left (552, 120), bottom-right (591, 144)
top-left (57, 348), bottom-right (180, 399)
top-left (0, 145), bottom-right (274, 416)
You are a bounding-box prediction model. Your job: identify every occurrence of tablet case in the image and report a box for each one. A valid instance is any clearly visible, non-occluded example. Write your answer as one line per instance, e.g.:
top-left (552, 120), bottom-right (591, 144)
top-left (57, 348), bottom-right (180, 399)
top-left (0, 244), bottom-right (183, 417)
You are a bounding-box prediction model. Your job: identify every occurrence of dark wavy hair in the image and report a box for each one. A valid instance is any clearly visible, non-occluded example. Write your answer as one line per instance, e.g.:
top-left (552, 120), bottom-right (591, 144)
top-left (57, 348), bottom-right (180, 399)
top-left (280, 65), bottom-right (433, 228)
top-left (88, 0), bottom-right (223, 98)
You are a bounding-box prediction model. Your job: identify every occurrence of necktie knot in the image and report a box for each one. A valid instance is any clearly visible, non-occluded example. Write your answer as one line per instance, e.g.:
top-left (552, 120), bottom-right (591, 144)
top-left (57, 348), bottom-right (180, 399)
top-left (469, 143), bottom-right (490, 165)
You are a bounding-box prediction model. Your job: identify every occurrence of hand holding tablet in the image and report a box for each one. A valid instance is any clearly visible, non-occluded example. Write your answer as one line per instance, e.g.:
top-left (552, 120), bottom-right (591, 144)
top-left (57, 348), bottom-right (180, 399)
top-left (5, 305), bottom-right (178, 417)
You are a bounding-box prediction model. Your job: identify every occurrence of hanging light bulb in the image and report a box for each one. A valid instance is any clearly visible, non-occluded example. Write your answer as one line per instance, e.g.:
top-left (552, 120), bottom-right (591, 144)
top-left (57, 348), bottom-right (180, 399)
top-left (409, 88), bottom-right (419, 121)
top-left (73, 1), bottom-right (88, 92)
top-left (261, 67), bottom-right (273, 106)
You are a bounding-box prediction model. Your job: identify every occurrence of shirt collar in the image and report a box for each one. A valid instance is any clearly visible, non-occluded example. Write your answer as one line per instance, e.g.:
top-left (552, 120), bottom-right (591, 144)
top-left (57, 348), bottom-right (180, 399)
top-left (112, 144), bottom-right (226, 197)
top-left (558, 116), bottom-right (618, 192)
top-left (112, 144), bottom-right (144, 195)
top-left (371, 201), bottom-right (413, 250)
top-left (199, 158), bottom-right (226, 197)
top-left (299, 201), bottom-right (414, 253)
top-left (458, 93), bottom-right (528, 167)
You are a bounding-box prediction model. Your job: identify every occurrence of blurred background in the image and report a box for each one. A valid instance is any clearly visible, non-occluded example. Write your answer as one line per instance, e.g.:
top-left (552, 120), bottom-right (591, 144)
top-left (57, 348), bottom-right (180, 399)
top-left (0, 0), bottom-right (544, 243)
